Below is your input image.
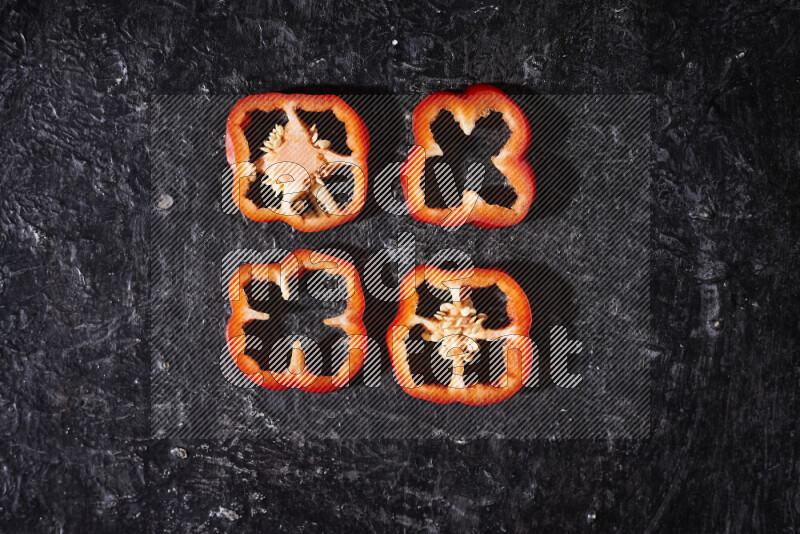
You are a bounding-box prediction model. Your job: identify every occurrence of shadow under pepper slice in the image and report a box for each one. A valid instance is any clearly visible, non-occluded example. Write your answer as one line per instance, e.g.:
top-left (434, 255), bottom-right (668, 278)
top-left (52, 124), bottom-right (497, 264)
top-left (226, 249), bottom-right (367, 392)
top-left (387, 264), bottom-right (534, 405)
top-left (226, 93), bottom-right (369, 232)
top-left (400, 84), bottom-right (535, 229)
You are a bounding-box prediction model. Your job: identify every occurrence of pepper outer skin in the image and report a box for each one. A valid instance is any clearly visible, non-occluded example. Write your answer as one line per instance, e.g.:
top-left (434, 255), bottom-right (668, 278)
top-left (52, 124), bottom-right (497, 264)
top-left (225, 93), bottom-right (369, 232)
top-left (387, 264), bottom-right (534, 405)
top-left (226, 249), bottom-right (367, 393)
top-left (400, 84), bottom-right (535, 229)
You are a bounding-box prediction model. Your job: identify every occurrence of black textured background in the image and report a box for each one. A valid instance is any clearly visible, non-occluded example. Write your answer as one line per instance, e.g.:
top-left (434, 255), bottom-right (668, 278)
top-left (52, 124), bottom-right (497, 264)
top-left (1, 0), bottom-right (799, 532)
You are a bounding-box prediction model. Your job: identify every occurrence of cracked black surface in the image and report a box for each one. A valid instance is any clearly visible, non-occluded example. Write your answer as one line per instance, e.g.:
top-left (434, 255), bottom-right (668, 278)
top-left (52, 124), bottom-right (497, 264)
top-left (1, 0), bottom-right (799, 532)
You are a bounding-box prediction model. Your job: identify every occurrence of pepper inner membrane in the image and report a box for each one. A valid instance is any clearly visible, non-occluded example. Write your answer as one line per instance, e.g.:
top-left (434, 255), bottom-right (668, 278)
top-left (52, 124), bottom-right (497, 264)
top-left (242, 274), bottom-right (348, 376)
top-left (295, 110), bottom-right (355, 208)
top-left (424, 110), bottom-right (517, 210)
top-left (242, 109), bottom-right (355, 216)
top-left (405, 281), bottom-right (510, 387)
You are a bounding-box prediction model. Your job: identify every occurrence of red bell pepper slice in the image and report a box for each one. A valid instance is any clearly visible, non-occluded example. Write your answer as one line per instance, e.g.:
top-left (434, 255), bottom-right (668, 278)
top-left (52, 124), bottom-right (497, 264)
top-left (387, 264), bottom-right (534, 405)
top-left (226, 249), bottom-right (367, 392)
top-left (401, 84), bottom-right (535, 228)
top-left (226, 94), bottom-right (369, 232)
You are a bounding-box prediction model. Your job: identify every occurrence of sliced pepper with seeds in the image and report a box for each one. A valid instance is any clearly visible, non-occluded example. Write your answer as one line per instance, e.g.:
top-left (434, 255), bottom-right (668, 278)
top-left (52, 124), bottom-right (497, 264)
top-left (226, 93), bottom-right (369, 232)
top-left (401, 84), bottom-right (535, 229)
top-left (226, 249), bottom-right (367, 392)
top-left (387, 264), bottom-right (534, 405)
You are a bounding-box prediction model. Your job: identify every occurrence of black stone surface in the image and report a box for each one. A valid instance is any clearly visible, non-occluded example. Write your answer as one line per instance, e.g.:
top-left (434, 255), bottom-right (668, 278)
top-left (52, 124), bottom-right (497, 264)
top-left (1, 0), bottom-right (798, 532)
